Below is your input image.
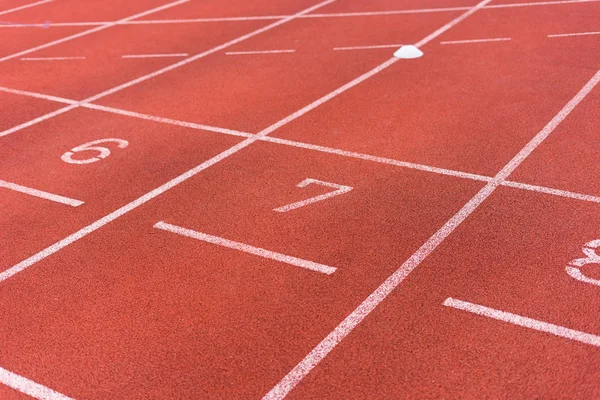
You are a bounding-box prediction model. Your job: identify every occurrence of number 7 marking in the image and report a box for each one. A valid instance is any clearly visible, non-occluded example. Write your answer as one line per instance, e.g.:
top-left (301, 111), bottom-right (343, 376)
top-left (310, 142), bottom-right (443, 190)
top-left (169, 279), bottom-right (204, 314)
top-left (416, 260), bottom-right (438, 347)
top-left (274, 178), bottom-right (353, 213)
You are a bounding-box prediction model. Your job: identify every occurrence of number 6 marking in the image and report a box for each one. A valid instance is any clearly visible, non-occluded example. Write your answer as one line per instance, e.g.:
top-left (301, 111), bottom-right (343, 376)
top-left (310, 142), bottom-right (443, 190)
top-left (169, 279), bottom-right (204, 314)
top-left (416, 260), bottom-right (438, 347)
top-left (274, 178), bottom-right (353, 213)
top-left (566, 239), bottom-right (600, 287)
top-left (61, 138), bottom-right (129, 165)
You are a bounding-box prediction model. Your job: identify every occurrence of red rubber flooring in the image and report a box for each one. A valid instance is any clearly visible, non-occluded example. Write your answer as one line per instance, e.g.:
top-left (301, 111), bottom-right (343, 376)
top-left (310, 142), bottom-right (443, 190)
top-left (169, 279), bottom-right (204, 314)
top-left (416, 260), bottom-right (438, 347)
top-left (1, 0), bottom-right (599, 399)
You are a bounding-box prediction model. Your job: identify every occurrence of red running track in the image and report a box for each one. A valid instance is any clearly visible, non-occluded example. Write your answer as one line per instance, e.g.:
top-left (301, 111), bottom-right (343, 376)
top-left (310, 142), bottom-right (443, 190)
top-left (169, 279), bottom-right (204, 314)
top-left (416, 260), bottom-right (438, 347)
top-left (0, 0), bottom-right (599, 398)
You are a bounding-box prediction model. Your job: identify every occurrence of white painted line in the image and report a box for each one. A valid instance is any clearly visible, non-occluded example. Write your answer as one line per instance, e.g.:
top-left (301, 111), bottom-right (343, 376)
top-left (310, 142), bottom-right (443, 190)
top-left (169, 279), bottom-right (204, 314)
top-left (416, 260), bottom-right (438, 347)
top-left (262, 67), bottom-right (600, 399)
top-left (0, 180), bottom-right (83, 206)
top-left (225, 49), bottom-right (296, 55)
top-left (0, 0), bottom-right (189, 62)
top-left (444, 297), bottom-right (600, 347)
top-left (0, 0), bottom-right (53, 16)
top-left (440, 37), bottom-right (512, 44)
top-left (21, 56), bottom-right (86, 60)
top-left (0, 366), bottom-right (73, 400)
top-left (0, 0), bottom-right (596, 28)
top-left (154, 221), bottom-right (336, 274)
top-left (0, 86), bottom-right (77, 105)
top-left (333, 44), bottom-right (404, 51)
top-left (0, 105), bottom-right (78, 138)
top-left (548, 31), bottom-right (600, 38)
top-left (0, 0), bottom-right (336, 283)
top-left (121, 53), bottom-right (189, 58)
top-left (502, 181), bottom-right (600, 203)
top-left (274, 178), bottom-right (353, 212)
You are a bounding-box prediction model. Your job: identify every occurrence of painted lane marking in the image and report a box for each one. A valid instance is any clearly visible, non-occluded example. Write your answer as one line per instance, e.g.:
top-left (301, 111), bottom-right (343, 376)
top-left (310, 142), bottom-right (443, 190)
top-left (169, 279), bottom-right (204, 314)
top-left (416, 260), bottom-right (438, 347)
top-left (0, 0), bottom-right (337, 283)
top-left (1, 0), bottom-right (597, 28)
top-left (0, 0), bottom-right (189, 63)
top-left (548, 31), bottom-right (600, 38)
top-left (444, 297), bottom-right (600, 347)
top-left (61, 138), bottom-right (129, 165)
top-left (393, 45), bottom-right (423, 59)
top-left (333, 44), bottom-right (404, 51)
top-left (274, 178), bottom-right (353, 212)
top-left (21, 56), bottom-right (85, 61)
top-left (566, 240), bottom-right (600, 287)
top-left (121, 53), bottom-right (189, 58)
top-left (0, 20), bottom-right (49, 28)
top-left (262, 67), bottom-right (600, 399)
top-left (225, 49), bottom-right (296, 55)
top-left (0, 0), bottom-right (53, 16)
top-left (5, 86), bottom-right (600, 207)
top-left (154, 221), bottom-right (336, 275)
top-left (0, 366), bottom-right (73, 400)
top-left (440, 37), bottom-right (512, 44)
top-left (0, 179), bottom-right (83, 207)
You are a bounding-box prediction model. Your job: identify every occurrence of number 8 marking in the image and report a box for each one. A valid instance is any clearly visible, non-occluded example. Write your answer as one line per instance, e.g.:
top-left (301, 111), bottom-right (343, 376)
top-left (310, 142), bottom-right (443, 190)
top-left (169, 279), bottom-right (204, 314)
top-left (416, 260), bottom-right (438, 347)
top-left (61, 138), bottom-right (129, 165)
top-left (566, 239), bottom-right (600, 287)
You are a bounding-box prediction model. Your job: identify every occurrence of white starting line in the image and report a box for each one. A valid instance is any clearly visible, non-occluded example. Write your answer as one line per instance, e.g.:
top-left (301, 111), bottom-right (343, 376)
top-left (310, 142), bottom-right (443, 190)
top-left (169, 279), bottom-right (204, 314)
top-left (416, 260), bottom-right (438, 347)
top-left (20, 56), bottom-right (86, 61)
top-left (440, 37), bottom-right (512, 44)
top-left (333, 44), bottom-right (404, 51)
top-left (0, 366), bottom-right (73, 400)
top-left (444, 297), bottom-right (600, 347)
top-left (0, 179), bottom-right (83, 207)
top-left (154, 221), bottom-right (337, 275)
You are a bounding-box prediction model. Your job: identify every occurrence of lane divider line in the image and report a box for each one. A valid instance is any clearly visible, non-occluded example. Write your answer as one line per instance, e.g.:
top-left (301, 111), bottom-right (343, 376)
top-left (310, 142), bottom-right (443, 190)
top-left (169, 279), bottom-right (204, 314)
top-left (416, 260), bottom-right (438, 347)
top-left (443, 297), bottom-right (600, 347)
top-left (0, 366), bottom-right (73, 400)
top-left (3, 85), bottom-right (600, 206)
top-left (154, 221), bottom-right (337, 275)
top-left (0, 0), bottom-right (596, 28)
top-left (21, 56), bottom-right (85, 61)
top-left (262, 67), bottom-right (600, 400)
top-left (0, 179), bottom-right (84, 207)
top-left (440, 37), bottom-right (512, 44)
top-left (0, 0), bottom-right (53, 17)
top-left (0, 0), bottom-right (189, 63)
top-left (333, 44), bottom-right (404, 51)
top-left (548, 31), bottom-right (600, 38)
top-left (121, 53), bottom-right (189, 58)
top-left (225, 49), bottom-right (296, 55)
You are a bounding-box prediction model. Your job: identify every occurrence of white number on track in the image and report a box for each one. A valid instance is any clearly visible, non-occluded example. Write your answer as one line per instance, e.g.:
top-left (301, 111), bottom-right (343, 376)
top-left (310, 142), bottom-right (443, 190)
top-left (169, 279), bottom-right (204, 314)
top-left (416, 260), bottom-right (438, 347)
top-left (566, 239), bottom-right (600, 287)
top-left (61, 138), bottom-right (129, 165)
top-left (274, 178), bottom-right (353, 213)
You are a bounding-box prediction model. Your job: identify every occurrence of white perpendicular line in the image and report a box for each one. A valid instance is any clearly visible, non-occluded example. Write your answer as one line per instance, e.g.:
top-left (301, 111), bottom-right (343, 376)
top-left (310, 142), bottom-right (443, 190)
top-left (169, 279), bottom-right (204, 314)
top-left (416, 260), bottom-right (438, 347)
top-left (261, 63), bottom-right (600, 399)
top-left (0, 0), bottom-right (53, 16)
top-left (154, 221), bottom-right (337, 275)
top-left (440, 37), bottom-right (511, 44)
top-left (21, 56), bottom-right (86, 60)
top-left (225, 49), bottom-right (296, 55)
top-left (121, 53), bottom-right (189, 58)
top-left (0, 0), bottom-right (189, 62)
top-left (0, 179), bottom-right (83, 207)
top-left (333, 44), bottom-right (404, 51)
top-left (0, 366), bottom-right (73, 400)
top-left (547, 31), bottom-right (600, 38)
top-left (502, 181), bottom-right (600, 203)
top-left (443, 298), bottom-right (600, 347)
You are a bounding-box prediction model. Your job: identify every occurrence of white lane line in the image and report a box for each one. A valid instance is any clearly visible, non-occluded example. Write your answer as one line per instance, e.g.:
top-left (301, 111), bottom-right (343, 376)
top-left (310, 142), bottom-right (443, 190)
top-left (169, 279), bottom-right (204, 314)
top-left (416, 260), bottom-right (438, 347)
top-left (121, 53), bottom-right (189, 58)
top-left (0, 0), bottom-right (597, 28)
top-left (333, 44), bottom-right (404, 51)
top-left (548, 31), bottom-right (600, 38)
top-left (154, 221), bottom-right (336, 275)
top-left (7, 85), bottom-right (600, 207)
top-left (0, 180), bottom-right (83, 206)
top-left (444, 298), bottom-right (600, 347)
top-left (0, 0), bottom-right (336, 283)
top-left (440, 37), bottom-right (512, 44)
top-left (21, 56), bottom-right (85, 60)
top-left (225, 49), bottom-right (296, 55)
top-left (502, 181), bottom-right (600, 203)
top-left (0, 0), bottom-right (189, 62)
top-left (0, 0), bottom-right (52, 16)
top-left (0, 366), bottom-right (73, 400)
top-left (262, 68), bottom-right (600, 400)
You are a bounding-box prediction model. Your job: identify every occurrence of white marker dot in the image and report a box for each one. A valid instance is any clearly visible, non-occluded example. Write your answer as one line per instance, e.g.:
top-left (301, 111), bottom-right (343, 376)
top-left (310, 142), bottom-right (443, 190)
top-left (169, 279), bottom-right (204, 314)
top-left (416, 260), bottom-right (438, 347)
top-left (393, 45), bottom-right (423, 59)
